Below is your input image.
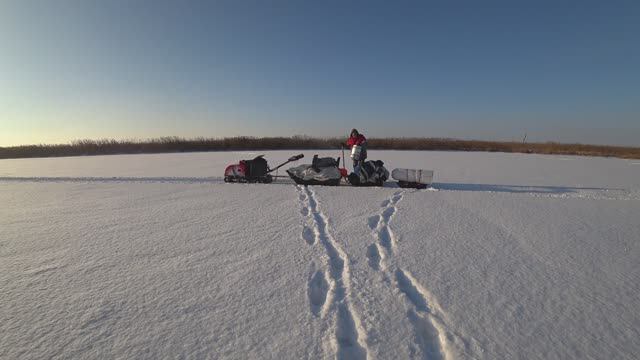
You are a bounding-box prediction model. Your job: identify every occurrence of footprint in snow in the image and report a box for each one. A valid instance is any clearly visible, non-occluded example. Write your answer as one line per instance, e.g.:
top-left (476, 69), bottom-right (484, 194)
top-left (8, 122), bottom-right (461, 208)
top-left (368, 215), bottom-right (380, 230)
top-left (308, 270), bottom-right (329, 317)
top-left (378, 226), bottom-right (393, 251)
top-left (366, 244), bottom-right (381, 270)
top-left (302, 225), bottom-right (314, 245)
top-left (395, 269), bottom-right (430, 313)
top-left (382, 206), bottom-right (396, 222)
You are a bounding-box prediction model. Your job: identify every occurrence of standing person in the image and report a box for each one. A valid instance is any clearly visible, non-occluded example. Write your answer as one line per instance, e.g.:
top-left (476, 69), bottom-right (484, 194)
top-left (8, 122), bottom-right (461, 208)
top-left (346, 129), bottom-right (367, 175)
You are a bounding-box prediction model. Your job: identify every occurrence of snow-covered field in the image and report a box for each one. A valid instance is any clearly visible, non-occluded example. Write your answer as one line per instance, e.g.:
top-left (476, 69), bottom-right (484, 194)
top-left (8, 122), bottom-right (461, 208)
top-left (1, 150), bottom-right (639, 359)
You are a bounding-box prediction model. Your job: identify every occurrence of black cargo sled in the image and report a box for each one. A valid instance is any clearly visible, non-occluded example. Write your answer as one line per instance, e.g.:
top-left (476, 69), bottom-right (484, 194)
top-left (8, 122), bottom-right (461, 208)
top-left (286, 155), bottom-right (347, 186)
top-left (224, 154), bottom-right (304, 183)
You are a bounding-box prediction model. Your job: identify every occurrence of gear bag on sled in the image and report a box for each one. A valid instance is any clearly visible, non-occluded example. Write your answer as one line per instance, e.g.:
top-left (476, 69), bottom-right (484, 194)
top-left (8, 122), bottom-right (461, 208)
top-left (242, 156), bottom-right (269, 178)
top-left (348, 160), bottom-right (389, 187)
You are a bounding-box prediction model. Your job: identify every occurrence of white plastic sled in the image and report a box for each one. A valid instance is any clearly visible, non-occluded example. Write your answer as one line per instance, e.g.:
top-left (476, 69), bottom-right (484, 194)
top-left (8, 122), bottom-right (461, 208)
top-left (391, 168), bottom-right (434, 189)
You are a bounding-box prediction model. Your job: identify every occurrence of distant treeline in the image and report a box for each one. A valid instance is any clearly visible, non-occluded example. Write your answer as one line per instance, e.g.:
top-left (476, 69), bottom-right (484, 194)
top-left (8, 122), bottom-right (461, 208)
top-left (1, 136), bottom-right (639, 159)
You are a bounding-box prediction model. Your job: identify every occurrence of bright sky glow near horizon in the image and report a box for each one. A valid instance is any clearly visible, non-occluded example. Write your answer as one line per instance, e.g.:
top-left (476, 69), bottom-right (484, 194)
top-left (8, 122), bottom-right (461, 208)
top-left (1, 0), bottom-right (639, 147)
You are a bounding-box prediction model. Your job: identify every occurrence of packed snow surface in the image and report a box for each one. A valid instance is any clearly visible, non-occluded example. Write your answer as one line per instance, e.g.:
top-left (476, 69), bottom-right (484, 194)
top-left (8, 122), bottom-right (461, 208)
top-left (1, 150), bottom-right (639, 359)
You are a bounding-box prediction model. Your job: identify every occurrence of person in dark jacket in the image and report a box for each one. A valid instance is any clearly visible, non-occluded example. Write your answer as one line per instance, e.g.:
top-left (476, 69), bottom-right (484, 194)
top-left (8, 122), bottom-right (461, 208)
top-left (346, 129), bottom-right (367, 175)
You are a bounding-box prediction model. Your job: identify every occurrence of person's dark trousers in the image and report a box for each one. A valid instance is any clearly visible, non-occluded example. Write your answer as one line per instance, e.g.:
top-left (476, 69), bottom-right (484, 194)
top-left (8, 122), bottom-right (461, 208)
top-left (353, 159), bottom-right (365, 175)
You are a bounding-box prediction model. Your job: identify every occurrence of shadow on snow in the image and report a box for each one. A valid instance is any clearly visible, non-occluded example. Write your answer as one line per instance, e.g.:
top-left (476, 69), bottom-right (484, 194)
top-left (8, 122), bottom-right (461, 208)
top-left (432, 182), bottom-right (621, 195)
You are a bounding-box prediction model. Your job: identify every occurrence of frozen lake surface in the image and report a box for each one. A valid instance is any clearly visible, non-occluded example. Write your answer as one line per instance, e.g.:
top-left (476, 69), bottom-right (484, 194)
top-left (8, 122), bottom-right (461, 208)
top-left (1, 150), bottom-right (639, 359)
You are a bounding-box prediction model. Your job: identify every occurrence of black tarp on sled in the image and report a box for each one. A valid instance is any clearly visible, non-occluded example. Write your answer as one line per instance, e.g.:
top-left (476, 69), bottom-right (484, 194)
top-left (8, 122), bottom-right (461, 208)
top-left (347, 160), bottom-right (389, 187)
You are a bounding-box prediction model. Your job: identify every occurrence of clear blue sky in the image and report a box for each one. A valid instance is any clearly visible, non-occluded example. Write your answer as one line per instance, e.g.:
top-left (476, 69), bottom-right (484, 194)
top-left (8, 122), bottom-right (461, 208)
top-left (1, 0), bottom-right (639, 146)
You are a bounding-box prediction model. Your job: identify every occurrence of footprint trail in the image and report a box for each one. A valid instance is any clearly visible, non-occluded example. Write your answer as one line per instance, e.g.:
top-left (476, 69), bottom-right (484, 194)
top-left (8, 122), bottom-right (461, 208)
top-left (296, 185), bottom-right (369, 359)
top-left (366, 190), bottom-right (463, 359)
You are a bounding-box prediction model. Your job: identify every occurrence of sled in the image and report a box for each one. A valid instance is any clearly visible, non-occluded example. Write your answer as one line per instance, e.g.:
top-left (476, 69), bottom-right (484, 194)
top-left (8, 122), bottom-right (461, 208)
top-left (286, 155), bottom-right (346, 186)
top-left (224, 154), bottom-right (304, 183)
top-left (391, 168), bottom-right (434, 189)
top-left (288, 174), bottom-right (342, 186)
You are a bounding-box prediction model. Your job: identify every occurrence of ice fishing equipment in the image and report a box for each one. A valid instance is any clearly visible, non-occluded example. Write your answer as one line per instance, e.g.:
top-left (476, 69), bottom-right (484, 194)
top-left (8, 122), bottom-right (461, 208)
top-left (224, 154), bottom-right (304, 183)
top-left (350, 145), bottom-right (363, 161)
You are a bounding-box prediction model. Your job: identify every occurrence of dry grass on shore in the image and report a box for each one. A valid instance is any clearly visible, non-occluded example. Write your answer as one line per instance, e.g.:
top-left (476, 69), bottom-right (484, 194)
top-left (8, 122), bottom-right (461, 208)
top-left (1, 136), bottom-right (638, 160)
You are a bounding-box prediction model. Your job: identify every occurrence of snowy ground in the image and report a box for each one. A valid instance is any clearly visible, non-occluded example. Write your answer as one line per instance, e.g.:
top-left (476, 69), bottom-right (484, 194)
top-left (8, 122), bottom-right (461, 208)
top-left (1, 150), bottom-right (639, 359)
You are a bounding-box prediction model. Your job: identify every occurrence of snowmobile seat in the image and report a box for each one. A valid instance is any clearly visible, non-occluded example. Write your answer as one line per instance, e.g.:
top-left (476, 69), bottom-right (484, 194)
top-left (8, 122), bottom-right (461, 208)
top-left (311, 155), bottom-right (340, 172)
